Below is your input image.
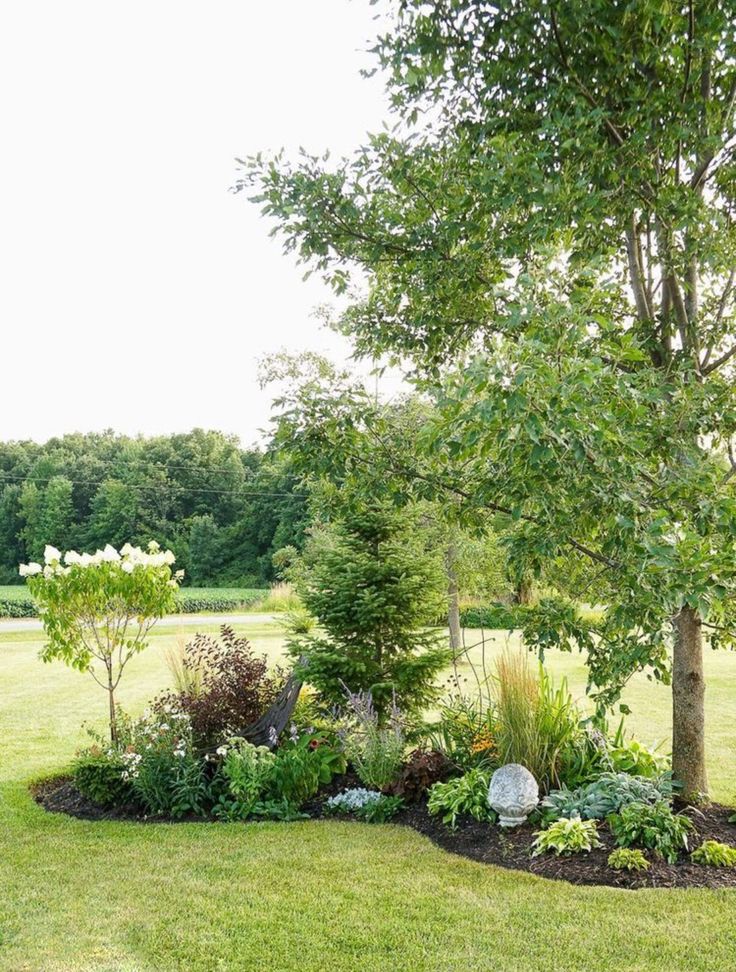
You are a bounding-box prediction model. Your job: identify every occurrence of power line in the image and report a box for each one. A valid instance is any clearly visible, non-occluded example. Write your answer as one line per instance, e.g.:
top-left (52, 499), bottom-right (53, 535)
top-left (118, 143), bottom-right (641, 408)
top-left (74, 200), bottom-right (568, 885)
top-left (0, 454), bottom-right (296, 479)
top-left (0, 473), bottom-right (306, 499)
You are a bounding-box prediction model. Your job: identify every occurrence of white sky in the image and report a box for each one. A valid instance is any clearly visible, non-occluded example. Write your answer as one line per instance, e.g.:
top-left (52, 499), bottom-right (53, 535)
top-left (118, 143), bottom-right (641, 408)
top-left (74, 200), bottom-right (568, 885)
top-left (0, 0), bottom-right (396, 448)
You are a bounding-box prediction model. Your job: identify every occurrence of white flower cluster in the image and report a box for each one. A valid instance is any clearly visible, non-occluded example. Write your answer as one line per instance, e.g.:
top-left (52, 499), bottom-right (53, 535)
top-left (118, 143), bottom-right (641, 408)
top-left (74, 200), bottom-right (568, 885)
top-left (120, 708), bottom-right (191, 779)
top-left (19, 541), bottom-right (181, 579)
top-left (121, 750), bottom-right (143, 781)
top-left (325, 788), bottom-right (383, 813)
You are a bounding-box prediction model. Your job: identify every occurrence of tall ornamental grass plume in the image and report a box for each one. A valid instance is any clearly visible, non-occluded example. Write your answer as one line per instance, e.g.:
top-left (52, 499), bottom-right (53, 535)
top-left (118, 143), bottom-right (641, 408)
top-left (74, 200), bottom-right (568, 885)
top-left (493, 648), bottom-right (580, 791)
top-left (21, 541), bottom-right (182, 743)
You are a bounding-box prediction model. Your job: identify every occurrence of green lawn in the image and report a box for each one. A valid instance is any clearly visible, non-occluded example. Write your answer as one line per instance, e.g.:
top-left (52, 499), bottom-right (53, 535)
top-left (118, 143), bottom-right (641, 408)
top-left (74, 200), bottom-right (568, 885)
top-left (1, 621), bottom-right (735, 971)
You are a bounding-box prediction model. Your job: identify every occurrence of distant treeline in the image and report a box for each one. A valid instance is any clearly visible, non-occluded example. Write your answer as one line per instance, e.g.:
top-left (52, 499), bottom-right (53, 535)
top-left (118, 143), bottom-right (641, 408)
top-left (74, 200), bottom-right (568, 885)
top-left (0, 429), bottom-right (308, 586)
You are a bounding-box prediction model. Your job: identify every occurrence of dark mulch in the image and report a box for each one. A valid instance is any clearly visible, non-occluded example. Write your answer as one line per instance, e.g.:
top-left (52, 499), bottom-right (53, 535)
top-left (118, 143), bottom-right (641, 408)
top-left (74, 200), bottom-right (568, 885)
top-left (32, 775), bottom-right (736, 889)
top-left (30, 777), bottom-right (203, 824)
top-left (395, 800), bottom-right (736, 890)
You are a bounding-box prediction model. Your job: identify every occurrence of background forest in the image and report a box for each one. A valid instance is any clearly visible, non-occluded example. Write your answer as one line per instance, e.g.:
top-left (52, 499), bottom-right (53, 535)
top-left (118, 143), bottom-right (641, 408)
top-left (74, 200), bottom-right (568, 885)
top-left (0, 429), bottom-right (308, 587)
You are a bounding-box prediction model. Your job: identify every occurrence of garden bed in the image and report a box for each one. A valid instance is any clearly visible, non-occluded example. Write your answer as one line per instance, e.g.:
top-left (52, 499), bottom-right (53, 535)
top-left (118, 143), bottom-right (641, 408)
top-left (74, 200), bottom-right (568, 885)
top-left (32, 775), bottom-right (736, 890)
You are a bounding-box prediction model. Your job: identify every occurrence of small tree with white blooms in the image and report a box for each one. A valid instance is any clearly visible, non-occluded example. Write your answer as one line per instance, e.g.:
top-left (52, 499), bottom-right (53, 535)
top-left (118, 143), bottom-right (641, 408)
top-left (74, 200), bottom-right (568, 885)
top-left (20, 542), bottom-right (183, 743)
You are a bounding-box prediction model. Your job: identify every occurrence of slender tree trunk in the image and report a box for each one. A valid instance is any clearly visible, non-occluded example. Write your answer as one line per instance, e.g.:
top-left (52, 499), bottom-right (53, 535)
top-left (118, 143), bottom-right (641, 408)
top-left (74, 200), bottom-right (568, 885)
top-left (106, 662), bottom-right (118, 746)
top-left (446, 542), bottom-right (462, 652)
top-left (672, 605), bottom-right (708, 802)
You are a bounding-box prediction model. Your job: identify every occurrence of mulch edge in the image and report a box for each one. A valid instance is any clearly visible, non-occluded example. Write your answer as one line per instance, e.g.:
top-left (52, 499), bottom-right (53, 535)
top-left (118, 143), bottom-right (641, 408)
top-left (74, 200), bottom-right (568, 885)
top-left (31, 775), bottom-right (736, 891)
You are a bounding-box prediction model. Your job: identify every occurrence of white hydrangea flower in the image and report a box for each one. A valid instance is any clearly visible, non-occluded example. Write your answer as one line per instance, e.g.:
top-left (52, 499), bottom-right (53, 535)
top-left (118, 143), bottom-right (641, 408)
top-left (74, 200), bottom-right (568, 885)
top-left (102, 544), bottom-right (120, 562)
top-left (64, 550), bottom-right (81, 565)
top-left (43, 545), bottom-right (61, 564)
top-left (19, 562), bottom-right (42, 577)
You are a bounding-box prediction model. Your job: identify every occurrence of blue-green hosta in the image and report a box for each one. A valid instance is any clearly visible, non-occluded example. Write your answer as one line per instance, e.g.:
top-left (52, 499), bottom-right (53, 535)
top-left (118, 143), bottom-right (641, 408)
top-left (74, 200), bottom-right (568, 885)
top-left (542, 772), bottom-right (673, 822)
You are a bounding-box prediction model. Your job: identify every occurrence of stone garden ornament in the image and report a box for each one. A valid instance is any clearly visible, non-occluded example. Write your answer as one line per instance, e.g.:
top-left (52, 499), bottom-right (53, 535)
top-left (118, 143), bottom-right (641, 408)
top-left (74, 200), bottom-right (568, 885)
top-left (488, 764), bottom-right (539, 827)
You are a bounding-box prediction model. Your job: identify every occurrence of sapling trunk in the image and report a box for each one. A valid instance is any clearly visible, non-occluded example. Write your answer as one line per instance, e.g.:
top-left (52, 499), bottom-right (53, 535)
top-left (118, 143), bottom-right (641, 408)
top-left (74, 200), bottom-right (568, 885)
top-left (106, 660), bottom-right (118, 746)
top-left (446, 543), bottom-right (462, 651)
top-left (672, 605), bottom-right (708, 802)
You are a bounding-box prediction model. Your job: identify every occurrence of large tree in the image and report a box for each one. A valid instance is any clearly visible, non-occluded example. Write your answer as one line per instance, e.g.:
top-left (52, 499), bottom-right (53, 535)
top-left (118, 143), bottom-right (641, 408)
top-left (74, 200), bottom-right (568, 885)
top-left (245, 1), bottom-right (736, 799)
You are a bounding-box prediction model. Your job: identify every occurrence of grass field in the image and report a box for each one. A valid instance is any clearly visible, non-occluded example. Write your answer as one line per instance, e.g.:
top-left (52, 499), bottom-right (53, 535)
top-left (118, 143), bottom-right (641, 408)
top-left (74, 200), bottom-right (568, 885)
top-left (0, 585), bottom-right (32, 601)
top-left (1, 620), bottom-right (735, 971)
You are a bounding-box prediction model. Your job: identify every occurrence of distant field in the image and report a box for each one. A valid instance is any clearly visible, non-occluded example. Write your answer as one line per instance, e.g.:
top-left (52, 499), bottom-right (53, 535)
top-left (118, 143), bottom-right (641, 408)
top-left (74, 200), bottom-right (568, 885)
top-left (0, 586), bottom-right (31, 601)
top-left (0, 585), bottom-right (268, 618)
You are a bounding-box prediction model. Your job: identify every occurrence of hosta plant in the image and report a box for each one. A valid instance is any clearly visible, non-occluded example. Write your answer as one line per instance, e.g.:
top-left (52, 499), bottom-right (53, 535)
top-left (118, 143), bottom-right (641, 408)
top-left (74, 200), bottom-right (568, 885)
top-left (607, 848), bottom-right (650, 873)
top-left (542, 772), bottom-right (673, 822)
top-left (427, 768), bottom-right (494, 830)
top-left (608, 801), bottom-right (694, 864)
top-left (690, 841), bottom-right (736, 868)
top-left (607, 739), bottom-right (668, 779)
top-left (532, 816), bottom-right (602, 856)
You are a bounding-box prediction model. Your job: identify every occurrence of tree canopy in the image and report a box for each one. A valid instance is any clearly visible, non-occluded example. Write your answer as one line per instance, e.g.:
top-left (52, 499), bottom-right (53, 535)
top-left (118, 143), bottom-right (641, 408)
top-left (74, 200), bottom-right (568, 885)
top-left (246, 0), bottom-right (736, 799)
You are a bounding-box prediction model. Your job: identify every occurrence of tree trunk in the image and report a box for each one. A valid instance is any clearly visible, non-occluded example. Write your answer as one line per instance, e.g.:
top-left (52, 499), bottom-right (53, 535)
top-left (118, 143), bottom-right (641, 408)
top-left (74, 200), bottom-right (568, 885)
top-left (107, 666), bottom-right (118, 746)
top-left (514, 574), bottom-right (534, 606)
top-left (672, 605), bottom-right (708, 802)
top-left (447, 544), bottom-right (462, 652)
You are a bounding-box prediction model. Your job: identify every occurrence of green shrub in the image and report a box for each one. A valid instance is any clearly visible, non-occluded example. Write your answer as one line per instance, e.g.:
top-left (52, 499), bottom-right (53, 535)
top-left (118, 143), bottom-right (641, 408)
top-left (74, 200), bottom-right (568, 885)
top-left (175, 588), bottom-right (265, 613)
top-left (120, 708), bottom-right (209, 818)
top-left (72, 748), bottom-right (134, 807)
top-left (211, 738), bottom-right (276, 821)
top-left (459, 603), bottom-right (532, 630)
top-left (542, 772), bottom-right (673, 822)
top-left (265, 732), bottom-right (346, 808)
top-left (0, 586), bottom-right (268, 619)
top-left (427, 768), bottom-right (494, 830)
top-left (284, 605), bottom-right (317, 635)
top-left (607, 848), bottom-right (650, 872)
top-left (690, 840), bottom-right (736, 867)
top-left (532, 816), bottom-right (602, 856)
top-left (0, 593), bottom-right (36, 618)
top-left (608, 801), bottom-right (694, 863)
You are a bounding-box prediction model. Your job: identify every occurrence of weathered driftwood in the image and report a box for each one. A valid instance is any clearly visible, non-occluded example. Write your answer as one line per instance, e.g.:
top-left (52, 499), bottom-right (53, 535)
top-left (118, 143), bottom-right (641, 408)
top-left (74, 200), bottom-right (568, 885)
top-left (240, 658), bottom-right (306, 748)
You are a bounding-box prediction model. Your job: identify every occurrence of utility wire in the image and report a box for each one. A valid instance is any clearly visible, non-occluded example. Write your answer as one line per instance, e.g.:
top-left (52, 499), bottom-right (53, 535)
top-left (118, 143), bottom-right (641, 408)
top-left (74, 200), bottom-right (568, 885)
top-left (0, 473), bottom-right (306, 499)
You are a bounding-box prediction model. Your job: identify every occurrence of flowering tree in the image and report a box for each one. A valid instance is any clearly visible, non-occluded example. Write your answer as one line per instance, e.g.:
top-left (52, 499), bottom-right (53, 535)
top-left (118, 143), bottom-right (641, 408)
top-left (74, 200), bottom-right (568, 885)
top-left (21, 542), bottom-right (182, 743)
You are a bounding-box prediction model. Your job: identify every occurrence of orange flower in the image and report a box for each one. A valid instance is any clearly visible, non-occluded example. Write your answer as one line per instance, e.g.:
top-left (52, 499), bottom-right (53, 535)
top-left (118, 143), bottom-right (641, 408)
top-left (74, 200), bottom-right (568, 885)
top-left (470, 729), bottom-right (496, 755)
